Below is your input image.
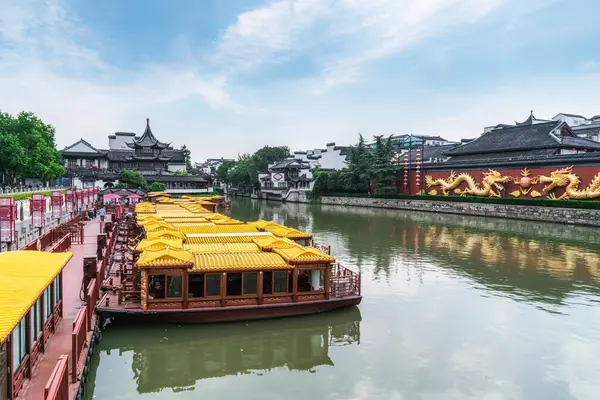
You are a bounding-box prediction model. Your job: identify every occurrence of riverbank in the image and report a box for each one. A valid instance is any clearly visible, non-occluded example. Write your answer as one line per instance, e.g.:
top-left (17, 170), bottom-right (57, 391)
top-left (320, 196), bottom-right (600, 227)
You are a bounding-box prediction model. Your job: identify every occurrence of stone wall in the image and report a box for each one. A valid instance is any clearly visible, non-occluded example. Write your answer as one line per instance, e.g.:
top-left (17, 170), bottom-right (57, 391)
top-left (320, 196), bottom-right (600, 227)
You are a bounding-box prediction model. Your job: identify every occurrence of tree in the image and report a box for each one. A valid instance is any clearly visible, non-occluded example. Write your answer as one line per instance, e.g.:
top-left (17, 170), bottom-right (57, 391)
top-left (173, 170), bottom-right (190, 176)
top-left (117, 170), bottom-right (148, 189)
top-left (216, 160), bottom-right (236, 184)
top-left (0, 111), bottom-right (64, 186)
top-left (181, 144), bottom-right (192, 171)
top-left (370, 135), bottom-right (396, 194)
top-left (149, 181), bottom-right (166, 192)
top-left (346, 133), bottom-right (372, 192)
top-left (253, 146), bottom-right (290, 173)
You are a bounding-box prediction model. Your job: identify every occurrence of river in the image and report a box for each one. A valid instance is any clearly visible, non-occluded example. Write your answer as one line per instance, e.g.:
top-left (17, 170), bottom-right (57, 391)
top-left (85, 198), bottom-right (600, 400)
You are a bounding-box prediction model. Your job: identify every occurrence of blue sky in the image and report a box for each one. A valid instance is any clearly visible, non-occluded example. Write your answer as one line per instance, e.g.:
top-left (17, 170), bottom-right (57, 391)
top-left (1, 0), bottom-right (600, 161)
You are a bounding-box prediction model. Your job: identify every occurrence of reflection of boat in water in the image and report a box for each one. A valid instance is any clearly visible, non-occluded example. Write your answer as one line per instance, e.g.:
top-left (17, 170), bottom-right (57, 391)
top-left (96, 307), bottom-right (361, 394)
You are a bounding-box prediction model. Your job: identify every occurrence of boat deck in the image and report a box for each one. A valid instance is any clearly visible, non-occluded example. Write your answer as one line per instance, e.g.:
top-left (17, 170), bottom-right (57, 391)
top-left (19, 219), bottom-right (102, 400)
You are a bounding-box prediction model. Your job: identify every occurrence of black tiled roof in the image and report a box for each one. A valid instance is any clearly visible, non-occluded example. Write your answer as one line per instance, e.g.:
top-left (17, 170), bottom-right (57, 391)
top-left (405, 144), bottom-right (457, 161)
top-left (572, 125), bottom-right (600, 138)
top-left (445, 121), bottom-right (600, 157)
top-left (446, 148), bottom-right (558, 162)
top-left (270, 159), bottom-right (309, 169)
top-left (126, 119), bottom-right (170, 149)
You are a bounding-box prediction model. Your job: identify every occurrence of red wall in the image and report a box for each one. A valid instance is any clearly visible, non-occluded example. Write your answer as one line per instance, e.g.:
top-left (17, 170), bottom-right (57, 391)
top-left (396, 166), bottom-right (600, 199)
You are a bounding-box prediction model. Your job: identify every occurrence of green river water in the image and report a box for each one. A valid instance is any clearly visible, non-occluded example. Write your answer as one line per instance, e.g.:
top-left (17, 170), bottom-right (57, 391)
top-left (85, 198), bottom-right (600, 400)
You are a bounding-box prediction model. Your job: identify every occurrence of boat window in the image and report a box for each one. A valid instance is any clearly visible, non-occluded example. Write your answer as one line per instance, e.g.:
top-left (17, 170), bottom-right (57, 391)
top-left (227, 273), bottom-right (243, 296)
top-left (44, 287), bottom-right (52, 319)
top-left (273, 271), bottom-right (288, 293)
top-left (11, 317), bottom-right (28, 373)
top-left (54, 275), bottom-right (61, 305)
top-left (30, 297), bottom-right (43, 341)
top-left (206, 274), bottom-right (221, 297)
top-left (298, 270), bottom-right (324, 292)
top-left (188, 274), bottom-right (205, 298)
top-left (167, 276), bottom-right (183, 298)
top-left (149, 275), bottom-right (166, 299)
top-left (243, 272), bottom-right (258, 295)
top-left (263, 272), bottom-right (273, 294)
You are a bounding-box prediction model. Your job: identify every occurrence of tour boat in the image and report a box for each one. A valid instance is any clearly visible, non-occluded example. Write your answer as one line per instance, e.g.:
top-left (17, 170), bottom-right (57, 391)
top-left (97, 198), bottom-right (362, 324)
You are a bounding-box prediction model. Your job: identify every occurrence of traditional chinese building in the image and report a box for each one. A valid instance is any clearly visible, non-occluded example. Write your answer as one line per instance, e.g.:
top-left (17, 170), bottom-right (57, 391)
top-left (61, 119), bottom-right (212, 193)
top-left (398, 112), bottom-right (600, 199)
top-left (258, 158), bottom-right (314, 200)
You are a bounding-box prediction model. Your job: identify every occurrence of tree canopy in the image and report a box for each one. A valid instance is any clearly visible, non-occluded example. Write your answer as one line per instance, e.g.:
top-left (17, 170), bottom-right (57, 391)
top-left (222, 146), bottom-right (290, 192)
top-left (0, 111), bottom-right (65, 185)
top-left (115, 170), bottom-right (148, 189)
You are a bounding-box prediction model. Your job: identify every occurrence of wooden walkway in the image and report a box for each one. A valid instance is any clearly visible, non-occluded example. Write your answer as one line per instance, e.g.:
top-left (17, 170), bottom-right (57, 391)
top-left (19, 219), bottom-right (102, 400)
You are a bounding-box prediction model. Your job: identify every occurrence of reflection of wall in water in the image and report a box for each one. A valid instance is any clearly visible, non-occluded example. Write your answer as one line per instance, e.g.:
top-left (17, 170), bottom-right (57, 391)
top-left (130, 315), bottom-right (361, 394)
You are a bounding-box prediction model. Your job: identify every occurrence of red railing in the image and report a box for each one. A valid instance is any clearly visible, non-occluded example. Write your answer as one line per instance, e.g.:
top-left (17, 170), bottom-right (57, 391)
top-left (330, 263), bottom-right (361, 298)
top-left (86, 279), bottom-right (98, 332)
top-left (311, 240), bottom-right (331, 255)
top-left (49, 234), bottom-right (71, 253)
top-left (71, 307), bottom-right (87, 382)
top-left (44, 355), bottom-right (69, 400)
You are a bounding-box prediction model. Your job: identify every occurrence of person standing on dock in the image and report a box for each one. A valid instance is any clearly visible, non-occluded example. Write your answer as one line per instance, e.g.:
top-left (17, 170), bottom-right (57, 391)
top-left (99, 206), bottom-right (105, 222)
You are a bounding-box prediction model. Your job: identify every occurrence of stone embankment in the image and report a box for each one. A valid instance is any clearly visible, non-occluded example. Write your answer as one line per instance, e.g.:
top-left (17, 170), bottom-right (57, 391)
top-left (320, 196), bottom-right (600, 227)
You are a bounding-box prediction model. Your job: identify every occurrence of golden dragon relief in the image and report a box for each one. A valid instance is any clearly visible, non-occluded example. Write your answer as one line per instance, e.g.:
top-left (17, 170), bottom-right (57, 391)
top-left (539, 166), bottom-right (600, 200)
top-left (425, 170), bottom-right (510, 197)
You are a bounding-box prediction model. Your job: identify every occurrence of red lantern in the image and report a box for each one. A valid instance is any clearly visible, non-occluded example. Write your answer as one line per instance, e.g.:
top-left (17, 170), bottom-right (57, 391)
top-left (30, 194), bottom-right (46, 228)
top-left (65, 190), bottom-right (74, 213)
top-left (51, 191), bottom-right (63, 219)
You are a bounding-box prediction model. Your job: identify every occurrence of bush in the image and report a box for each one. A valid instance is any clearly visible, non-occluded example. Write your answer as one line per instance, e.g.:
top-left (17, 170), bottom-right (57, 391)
top-left (1, 189), bottom-right (66, 201)
top-left (320, 192), bottom-right (600, 210)
top-left (149, 182), bottom-right (166, 192)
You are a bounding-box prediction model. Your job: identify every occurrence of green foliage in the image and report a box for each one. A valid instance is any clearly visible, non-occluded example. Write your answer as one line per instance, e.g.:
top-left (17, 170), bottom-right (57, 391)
top-left (346, 134), bottom-right (372, 191)
top-left (321, 192), bottom-right (600, 209)
top-left (181, 145), bottom-right (192, 171)
top-left (1, 189), bottom-right (66, 201)
top-left (370, 135), bottom-right (396, 194)
top-left (216, 160), bottom-right (236, 184)
top-left (221, 146), bottom-right (290, 193)
top-left (313, 170), bottom-right (367, 195)
top-left (149, 181), bottom-right (166, 192)
top-left (0, 111), bottom-right (65, 185)
top-left (118, 170), bottom-right (148, 190)
top-left (173, 170), bottom-right (190, 176)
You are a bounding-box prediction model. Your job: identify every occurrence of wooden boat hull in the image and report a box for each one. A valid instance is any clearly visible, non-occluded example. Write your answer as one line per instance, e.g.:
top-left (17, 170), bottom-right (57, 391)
top-left (97, 296), bottom-right (361, 324)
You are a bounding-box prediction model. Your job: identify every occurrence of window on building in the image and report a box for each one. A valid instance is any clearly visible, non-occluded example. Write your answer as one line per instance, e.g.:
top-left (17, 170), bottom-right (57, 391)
top-left (149, 275), bottom-right (166, 299)
top-left (298, 270), bottom-right (325, 292)
top-left (226, 273), bottom-right (242, 296)
top-left (54, 276), bottom-right (61, 305)
top-left (188, 274), bottom-right (205, 298)
top-left (31, 297), bottom-right (43, 341)
top-left (44, 287), bottom-right (52, 319)
top-left (68, 159), bottom-right (78, 168)
top-left (167, 276), bottom-right (182, 298)
top-left (11, 317), bottom-right (28, 373)
top-left (206, 274), bottom-right (221, 296)
top-left (85, 159), bottom-right (93, 167)
top-left (263, 271), bottom-right (289, 294)
top-left (141, 147), bottom-right (153, 153)
top-left (244, 272), bottom-right (258, 295)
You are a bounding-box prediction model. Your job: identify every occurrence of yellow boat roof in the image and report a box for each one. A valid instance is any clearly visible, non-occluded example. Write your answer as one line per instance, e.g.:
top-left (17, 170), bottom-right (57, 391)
top-left (190, 252), bottom-right (290, 273)
top-left (252, 236), bottom-right (297, 251)
top-left (273, 245), bottom-right (335, 264)
top-left (183, 242), bottom-right (261, 253)
top-left (146, 229), bottom-right (185, 240)
top-left (136, 248), bottom-right (194, 268)
top-left (178, 225), bottom-right (259, 234)
top-left (184, 232), bottom-right (274, 244)
top-left (0, 251), bottom-right (72, 342)
top-left (136, 238), bottom-right (184, 251)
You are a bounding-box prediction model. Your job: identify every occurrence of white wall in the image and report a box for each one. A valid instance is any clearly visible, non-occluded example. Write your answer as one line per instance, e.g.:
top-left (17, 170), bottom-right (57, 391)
top-left (167, 163), bottom-right (186, 172)
top-left (109, 133), bottom-right (135, 150)
top-left (317, 143), bottom-right (347, 170)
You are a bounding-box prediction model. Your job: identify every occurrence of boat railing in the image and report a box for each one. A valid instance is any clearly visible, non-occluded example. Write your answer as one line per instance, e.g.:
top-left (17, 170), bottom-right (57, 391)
top-left (44, 354), bottom-right (69, 400)
top-left (310, 240), bottom-right (331, 255)
top-left (71, 307), bottom-right (87, 383)
top-left (330, 263), bottom-right (361, 298)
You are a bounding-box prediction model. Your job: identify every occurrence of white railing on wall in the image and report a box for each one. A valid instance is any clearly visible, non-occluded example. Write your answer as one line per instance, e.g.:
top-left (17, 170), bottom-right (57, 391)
top-left (0, 186), bottom-right (61, 195)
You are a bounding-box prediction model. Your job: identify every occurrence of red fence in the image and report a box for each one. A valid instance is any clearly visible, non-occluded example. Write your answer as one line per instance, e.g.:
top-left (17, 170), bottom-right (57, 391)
top-left (330, 264), bottom-right (361, 298)
top-left (44, 355), bottom-right (69, 400)
top-left (86, 279), bottom-right (98, 332)
top-left (71, 307), bottom-right (87, 383)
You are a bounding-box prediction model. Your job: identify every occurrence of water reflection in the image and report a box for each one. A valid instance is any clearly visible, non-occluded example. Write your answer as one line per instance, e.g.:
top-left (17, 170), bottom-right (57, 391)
top-left (87, 308), bottom-right (361, 396)
top-left (228, 198), bottom-right (600, 307)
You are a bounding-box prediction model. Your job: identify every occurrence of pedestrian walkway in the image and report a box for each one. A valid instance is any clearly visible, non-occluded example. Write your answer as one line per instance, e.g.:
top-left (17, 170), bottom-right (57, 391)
top-left (20, 219), bottom-right (101, 400)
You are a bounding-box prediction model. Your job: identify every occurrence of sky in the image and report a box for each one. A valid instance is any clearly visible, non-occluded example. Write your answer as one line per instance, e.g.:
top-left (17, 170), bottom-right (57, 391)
top-left (1, 0), bottom-right (600, 162)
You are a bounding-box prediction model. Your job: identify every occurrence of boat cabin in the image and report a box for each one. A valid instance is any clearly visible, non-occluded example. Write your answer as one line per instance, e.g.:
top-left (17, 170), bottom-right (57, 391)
top-left (0, 251), bottom-right (72, 400)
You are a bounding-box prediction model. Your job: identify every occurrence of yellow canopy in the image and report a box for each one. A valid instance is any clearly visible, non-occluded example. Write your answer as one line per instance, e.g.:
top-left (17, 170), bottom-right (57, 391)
top-left (178, 225), bottom-right (259, 234)
top-left (274, 245), bottom-right (334, 264)
top-left (146, 229), bottom-right (185, 240)
top-left (136, 238), bottom-right (184, 251)
top-left (252, 236), bottom-right (297, 251)
top-left (136, 248), bottom-right (194, 268)
top-left (268, 226), bottom-right (312, 240)
top-left (190, 252), bottom-right (290, 273)
top-left (0, 251), bottom-right (72, 343)
top-left (184, 242), bottom-right (261, 253)
top-left (184, 232), bottom-right (274, 244)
